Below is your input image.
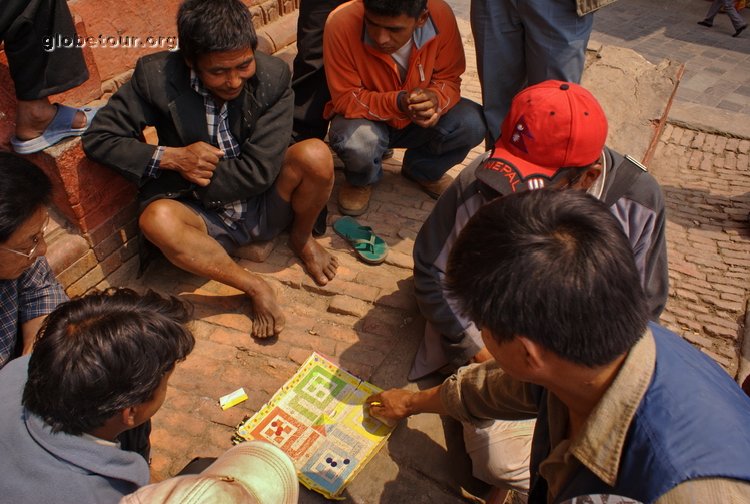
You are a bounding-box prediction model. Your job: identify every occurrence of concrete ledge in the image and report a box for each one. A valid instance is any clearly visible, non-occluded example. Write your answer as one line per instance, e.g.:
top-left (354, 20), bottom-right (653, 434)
top-left (668, 101), bottom-right (750, 140)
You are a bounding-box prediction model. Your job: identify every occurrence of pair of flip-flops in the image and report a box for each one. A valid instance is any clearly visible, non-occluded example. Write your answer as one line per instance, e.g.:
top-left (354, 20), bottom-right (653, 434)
top-left (11, 104), bottom-right (99, 154)
top-left (333, 216), bottom-right (388, 265)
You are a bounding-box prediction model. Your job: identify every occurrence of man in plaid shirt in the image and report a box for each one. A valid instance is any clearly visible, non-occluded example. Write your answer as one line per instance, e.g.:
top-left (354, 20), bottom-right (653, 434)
top-left (0, 153), bottom-right (67, 369)
top-left (85, 0), bottom-right (338, 338)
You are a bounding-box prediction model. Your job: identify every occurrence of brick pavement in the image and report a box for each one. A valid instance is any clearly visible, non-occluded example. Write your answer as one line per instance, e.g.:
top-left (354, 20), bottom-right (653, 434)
top-left (115, 2), bottom-right (750, 502)
top-left (129, 144), bottom-right (485, 501)
top-left (648, 126), bottom-right (750, 376)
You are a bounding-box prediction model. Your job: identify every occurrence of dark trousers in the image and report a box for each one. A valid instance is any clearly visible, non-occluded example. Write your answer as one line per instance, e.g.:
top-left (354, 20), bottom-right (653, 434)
top-left (0, 0), bottom-right (88, 100)
top-left (291, 0), bottom-right (346, 142)
top-left (118, 420), bottom-right (152, 462)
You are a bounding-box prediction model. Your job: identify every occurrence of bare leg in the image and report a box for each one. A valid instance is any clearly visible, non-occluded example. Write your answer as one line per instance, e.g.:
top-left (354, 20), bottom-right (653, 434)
top-left (15, 98), bottom-right (87, 140)
top-left (276, 139), bottom-right (338, 285)
top-left (139, 199), bottom-right (285, 338)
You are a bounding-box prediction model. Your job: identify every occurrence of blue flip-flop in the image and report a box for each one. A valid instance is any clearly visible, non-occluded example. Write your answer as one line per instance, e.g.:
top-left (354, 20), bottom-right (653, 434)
top-left (11, 104), bottom-right (99, 154)
top-left (333, 216), bottom-right (389, 265)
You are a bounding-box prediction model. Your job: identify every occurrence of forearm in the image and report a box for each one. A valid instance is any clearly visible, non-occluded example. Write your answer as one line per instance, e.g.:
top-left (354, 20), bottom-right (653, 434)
top-left (21, 316), bottom-right (46, 354)
top-left (367, 385), bottom-right (447, 424)
top-left (406, 386), bottom-right (446, 416)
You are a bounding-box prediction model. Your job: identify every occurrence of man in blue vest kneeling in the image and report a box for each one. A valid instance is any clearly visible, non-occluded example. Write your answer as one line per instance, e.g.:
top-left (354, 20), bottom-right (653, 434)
top-left (368, 189), bottom-right (750, 502)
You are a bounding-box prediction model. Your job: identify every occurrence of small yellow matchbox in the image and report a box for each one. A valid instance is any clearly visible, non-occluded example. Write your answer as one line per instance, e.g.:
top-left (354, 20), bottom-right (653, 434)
top-left (219, 388), bottom-right (248, 410)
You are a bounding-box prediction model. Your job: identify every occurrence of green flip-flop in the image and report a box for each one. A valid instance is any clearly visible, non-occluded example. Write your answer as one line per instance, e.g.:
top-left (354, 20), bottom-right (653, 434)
top-left (333, 216), bottom-right (389, 265)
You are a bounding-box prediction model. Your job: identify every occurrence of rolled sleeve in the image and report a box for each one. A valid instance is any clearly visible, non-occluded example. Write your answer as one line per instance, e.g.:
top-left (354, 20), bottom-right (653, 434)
top-left (440, 361), bottom-right (541, 426)
top-left (1, 258), bottom-right (67, 367)
top-left (18, 257), bottom-right (68, 323)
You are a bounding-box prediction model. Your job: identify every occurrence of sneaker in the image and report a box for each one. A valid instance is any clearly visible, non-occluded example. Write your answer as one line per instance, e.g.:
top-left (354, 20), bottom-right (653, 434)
top-left (733, 25), bottom-right (747, 37)
top-left (697, 20), bottom-right (713, 27)
top-left (337, 182), bottom-right (372, 216)
top-left (403, 171), bottom-right (454, 199)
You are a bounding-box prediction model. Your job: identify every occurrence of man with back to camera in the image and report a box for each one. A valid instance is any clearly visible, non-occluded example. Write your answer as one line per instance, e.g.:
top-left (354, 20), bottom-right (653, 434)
top-left (370, 189), bottom-right (750, 502)
top-left (409, 81), bottom-right (668, 495)
top-left (0, 288), bottom-right (195, 502)
top-left (84, 0), bottom-right (338, 339)
top-left (0, 152), bottom-right (67, 369)
top-left (323, 0), bottom-right (486, 215)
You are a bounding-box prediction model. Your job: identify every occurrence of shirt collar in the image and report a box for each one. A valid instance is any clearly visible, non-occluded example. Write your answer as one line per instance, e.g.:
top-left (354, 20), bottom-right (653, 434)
top-left (362, 14), bottom-right (438, 51)
top-left (190, 70), bottom-right (211, 98)
top-left (567, 328), bottom-right (656, 485)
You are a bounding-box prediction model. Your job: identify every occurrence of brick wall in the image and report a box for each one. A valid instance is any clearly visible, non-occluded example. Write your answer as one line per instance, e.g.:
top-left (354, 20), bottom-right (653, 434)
top-left (0, 0), bottom-right (299, 294)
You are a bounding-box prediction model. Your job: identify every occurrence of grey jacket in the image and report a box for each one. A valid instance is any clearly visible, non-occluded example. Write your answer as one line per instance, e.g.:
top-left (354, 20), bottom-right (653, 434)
top-left (0, 356), bottom-right (150, 503)
top-left (413, 147), bottom-right (668, 366)
top-left (83, 50), bottom-right (293, 209)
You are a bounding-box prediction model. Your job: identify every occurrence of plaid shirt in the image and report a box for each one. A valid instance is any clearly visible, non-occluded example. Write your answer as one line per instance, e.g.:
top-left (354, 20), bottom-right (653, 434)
top-left (0, 257), bottom-right (67, 368)
top-left (145, 71), bottom-right (245, 227)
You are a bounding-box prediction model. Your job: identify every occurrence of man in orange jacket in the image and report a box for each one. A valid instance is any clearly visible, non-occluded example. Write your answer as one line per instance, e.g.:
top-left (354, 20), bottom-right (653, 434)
top-left (323, 0), bottom-right (485, 216)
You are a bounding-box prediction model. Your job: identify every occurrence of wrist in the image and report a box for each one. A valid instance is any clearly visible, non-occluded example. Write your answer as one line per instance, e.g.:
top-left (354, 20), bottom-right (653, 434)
top-left (397, 91), bottom-right (408, 113)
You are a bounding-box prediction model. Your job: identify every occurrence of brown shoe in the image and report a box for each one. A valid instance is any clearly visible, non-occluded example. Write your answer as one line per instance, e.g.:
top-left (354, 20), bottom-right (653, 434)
top-left (403, 171), bottom-right (454, 199)
top-left (337, 182), bottom-right (372, 216)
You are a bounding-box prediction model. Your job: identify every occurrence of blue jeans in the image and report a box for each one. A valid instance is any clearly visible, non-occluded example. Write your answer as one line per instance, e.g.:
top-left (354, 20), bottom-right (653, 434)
top-left (705, 0), bottom-right (747, 31)
top-left (471, 0), bottom-right (594, 142)
top-left (328, 98), bottom-right (485, 186)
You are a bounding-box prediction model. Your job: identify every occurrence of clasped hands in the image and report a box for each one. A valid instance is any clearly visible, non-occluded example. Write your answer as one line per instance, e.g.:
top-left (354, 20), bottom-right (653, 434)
top-left (399, 87), bottom-right (441, 128)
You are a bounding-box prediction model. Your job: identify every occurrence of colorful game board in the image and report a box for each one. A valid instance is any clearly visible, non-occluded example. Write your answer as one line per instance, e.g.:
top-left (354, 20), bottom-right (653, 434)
top-left (234, 352), bottom-right (395, 499)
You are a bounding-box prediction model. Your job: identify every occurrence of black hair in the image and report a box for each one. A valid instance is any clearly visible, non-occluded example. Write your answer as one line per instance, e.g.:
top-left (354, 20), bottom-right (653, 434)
top-left (23, 288), bottom-right (195, 435)
top-left (0, 153), bottom-right (52, 243)
top-left (177, 0), bottom-right (258, 65)
top-left (363, 0), bottom-right (428, 18)
top-left (446, 189), bottom-right (648, 367)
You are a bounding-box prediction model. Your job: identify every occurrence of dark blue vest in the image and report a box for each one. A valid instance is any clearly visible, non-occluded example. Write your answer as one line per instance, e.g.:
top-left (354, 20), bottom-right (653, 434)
top-left (528, 323), bottom-right (750, 503)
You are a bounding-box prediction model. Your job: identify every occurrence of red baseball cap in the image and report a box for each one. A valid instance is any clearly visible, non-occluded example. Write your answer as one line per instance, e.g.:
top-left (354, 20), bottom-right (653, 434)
top-left (476, 80), bottom-right (608, 195)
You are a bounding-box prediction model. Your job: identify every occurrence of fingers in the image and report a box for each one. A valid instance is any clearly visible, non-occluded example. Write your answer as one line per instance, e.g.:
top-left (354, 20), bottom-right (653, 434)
top-left (366, 393), bottom-right (383, 404)
top-left (413, 113), bottom-right (439, 128)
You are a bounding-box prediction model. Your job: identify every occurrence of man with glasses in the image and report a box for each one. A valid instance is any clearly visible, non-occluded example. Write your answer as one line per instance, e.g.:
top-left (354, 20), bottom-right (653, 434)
top-left (409, 81), bottom-right (668, 496)
top-left (0, 152), bottom-right (67, 369)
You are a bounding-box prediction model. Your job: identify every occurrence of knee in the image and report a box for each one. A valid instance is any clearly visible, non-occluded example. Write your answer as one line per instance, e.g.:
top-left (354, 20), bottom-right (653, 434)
top-left (458, 100), bottom-right (488, 146)
top-left (329, 118), bottom-right (382, 155)
top-left (286, 139), bottom-right (334, 185)
top-left (439, 100), bottom-right (486, 147)
top-left (139, 200), bottom-right (178, 243)
top-left (462, 420), bottom-right (533, 491)
top-left (470, 447), bottom-right (530, 492)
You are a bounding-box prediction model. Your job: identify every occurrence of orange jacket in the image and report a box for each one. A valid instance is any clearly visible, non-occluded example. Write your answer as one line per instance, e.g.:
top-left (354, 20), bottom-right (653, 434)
top-left (323, 0), bottom-right (465, 129)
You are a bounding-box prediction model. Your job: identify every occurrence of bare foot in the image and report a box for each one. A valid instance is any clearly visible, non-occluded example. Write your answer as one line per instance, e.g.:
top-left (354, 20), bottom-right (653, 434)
top-left (292, 235), bottom-right (338, 286)
top-left (15, 100), bottom-right (87, 141)
top-left (247, 280), bottom-right (286, 338)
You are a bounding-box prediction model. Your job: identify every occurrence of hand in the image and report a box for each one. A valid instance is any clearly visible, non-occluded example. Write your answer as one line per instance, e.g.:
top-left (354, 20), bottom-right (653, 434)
top-left (406, 88), bottom-right (440, 128)
top-left (366, 389), bottom-right (415, 425)
top-left (471, 346), bottom-right (494, 364)
top-left (160, 142), bottom-right (224, 186)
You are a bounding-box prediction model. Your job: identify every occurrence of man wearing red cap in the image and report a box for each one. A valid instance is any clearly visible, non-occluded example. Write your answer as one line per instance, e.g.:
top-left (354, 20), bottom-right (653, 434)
top-left (369, 188), bottom-right (750, 503)
top-left (409, 80), bottom-right (668, 494)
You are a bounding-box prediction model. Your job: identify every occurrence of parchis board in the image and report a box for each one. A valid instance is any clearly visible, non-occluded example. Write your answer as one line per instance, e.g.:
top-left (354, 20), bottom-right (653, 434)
top-left (234, 352), bottom-right (395, 499)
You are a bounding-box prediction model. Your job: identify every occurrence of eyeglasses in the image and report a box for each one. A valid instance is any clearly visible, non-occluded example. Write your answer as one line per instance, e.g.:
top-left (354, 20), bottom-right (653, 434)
top-left (0, 214), bottom-right (49, 260)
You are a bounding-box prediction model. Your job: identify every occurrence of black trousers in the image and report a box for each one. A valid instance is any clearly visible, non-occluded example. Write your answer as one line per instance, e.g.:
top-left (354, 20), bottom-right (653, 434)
top-left (0, 0), bottom-right (88, 100)
top-left (291, 0), bottom-right (346, 142)
top-left (118, 419), bottom-right (152, 462)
